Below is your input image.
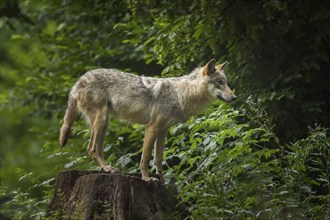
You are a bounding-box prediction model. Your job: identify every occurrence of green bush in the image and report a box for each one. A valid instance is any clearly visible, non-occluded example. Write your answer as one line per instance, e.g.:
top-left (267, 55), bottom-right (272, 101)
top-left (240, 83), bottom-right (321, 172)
top-left (163, 103), bottom-right (329, 219)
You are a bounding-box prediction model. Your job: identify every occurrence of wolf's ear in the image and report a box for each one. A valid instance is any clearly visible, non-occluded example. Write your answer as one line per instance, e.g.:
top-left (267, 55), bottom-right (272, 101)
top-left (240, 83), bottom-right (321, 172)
top-left (202, 59), bottom-right (216, 76)
top-left (216, 61), bottom-right (229, 71)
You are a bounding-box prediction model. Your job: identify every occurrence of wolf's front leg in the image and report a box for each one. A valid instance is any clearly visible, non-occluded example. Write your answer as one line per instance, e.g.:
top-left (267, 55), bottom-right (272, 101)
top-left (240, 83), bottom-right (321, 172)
top-left (154, 130), bottom-right (167, 184)
top-left (140, 125), bottom-right (159, 182)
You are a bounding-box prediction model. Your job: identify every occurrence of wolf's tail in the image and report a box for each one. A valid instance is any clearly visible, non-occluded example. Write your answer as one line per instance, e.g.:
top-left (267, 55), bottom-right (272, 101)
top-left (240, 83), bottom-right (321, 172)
top-left (59, 96), bottom-right (77, 147)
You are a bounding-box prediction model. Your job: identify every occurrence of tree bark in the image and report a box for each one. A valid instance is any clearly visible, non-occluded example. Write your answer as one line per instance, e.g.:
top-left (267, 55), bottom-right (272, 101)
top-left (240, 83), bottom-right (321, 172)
top-left (46, 170), bottom-right (188, 220)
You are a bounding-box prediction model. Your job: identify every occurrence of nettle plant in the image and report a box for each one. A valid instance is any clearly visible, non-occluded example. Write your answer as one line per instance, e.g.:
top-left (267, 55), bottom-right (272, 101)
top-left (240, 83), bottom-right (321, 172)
top-left (162, 102), bottom-right (329, 219)
top-left (162, 103), bottom-right (280, 219)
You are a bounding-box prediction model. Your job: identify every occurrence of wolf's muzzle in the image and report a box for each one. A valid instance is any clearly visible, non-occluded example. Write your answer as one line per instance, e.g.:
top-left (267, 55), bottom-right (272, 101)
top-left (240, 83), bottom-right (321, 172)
top-left (217, 95), bottom-right (237, 102)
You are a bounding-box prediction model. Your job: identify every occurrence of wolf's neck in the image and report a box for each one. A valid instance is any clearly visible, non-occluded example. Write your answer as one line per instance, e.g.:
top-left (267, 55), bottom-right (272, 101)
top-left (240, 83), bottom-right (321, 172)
top-left (176, 72), bottom-right (214, 117)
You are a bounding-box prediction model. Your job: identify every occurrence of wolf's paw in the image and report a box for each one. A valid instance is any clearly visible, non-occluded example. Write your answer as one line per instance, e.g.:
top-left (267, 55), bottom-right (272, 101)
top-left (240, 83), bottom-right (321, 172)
top-left (143, 176), bottom-right (160, 183)
top-left (101, 165), bottom-right (119, 173)
top-left (157, 173), bottom-right (165, 184)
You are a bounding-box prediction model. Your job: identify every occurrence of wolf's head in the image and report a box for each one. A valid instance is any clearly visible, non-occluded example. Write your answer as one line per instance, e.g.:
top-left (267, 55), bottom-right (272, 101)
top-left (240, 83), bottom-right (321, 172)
top-left (202, 59), bottom-right (237, 102)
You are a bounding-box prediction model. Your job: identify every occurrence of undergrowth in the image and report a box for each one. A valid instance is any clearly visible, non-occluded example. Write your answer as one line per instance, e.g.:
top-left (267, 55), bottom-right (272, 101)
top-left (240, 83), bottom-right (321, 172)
top-left (1, 99), bottom-right (329, 219)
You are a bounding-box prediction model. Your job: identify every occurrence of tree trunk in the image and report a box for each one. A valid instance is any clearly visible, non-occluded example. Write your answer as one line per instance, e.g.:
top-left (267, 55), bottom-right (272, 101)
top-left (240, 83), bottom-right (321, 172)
top-left (46, 170), bottom-right (188, 220)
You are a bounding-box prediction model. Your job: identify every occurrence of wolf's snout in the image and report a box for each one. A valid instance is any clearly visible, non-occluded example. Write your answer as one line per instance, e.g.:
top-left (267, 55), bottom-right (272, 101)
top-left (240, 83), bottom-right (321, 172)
top-left (216, 94), bottom-right (237, 102)
top-left (226, 94), bottom-right (237, 102)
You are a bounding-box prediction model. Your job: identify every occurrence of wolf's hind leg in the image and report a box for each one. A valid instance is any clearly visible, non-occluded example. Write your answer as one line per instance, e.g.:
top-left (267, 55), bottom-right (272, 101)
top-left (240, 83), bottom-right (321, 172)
top-left (87, 106), bottom-right (117, 173)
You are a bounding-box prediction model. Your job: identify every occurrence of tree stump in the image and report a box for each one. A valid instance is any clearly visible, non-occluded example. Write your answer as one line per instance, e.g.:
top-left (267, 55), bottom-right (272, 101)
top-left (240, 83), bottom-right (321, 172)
top-left (46, 170), bottom-right (188, 220)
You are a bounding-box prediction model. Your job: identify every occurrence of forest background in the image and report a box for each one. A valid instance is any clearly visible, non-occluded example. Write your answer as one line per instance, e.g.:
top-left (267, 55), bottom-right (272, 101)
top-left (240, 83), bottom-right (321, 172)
top-left (0, 0), bottom-right (329, 219)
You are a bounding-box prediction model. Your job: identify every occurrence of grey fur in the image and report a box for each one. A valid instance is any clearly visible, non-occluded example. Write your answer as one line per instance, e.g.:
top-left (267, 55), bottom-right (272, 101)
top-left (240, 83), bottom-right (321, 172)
top-left (59, 60), bottom-right (236, 182)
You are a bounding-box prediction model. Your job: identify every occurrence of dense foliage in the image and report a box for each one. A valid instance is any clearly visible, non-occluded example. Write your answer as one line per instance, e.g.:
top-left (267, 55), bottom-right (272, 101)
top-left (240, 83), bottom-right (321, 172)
top-left (1, 0), bottom-right (329, 219)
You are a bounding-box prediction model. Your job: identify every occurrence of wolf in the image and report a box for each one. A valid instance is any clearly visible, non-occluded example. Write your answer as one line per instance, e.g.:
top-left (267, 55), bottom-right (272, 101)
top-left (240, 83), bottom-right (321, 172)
top-left (59, 59), bottom-right (236, 183)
